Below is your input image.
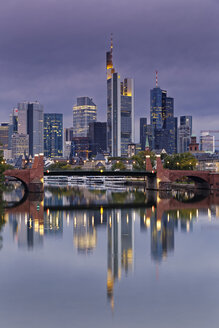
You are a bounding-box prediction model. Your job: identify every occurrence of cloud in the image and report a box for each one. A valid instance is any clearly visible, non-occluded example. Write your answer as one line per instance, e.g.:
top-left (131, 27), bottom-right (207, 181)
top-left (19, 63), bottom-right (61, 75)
top-left (0, 0), bottom-right (219, 140)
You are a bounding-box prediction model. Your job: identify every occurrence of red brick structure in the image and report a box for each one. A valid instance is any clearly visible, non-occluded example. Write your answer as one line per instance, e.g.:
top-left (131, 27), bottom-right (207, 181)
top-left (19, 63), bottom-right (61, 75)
top-left (4, 155), bottom-right (44, 193)
top-left (189, 136), bottom-right (199, 152)
top-left (155, 155), bottom-right (219, 190)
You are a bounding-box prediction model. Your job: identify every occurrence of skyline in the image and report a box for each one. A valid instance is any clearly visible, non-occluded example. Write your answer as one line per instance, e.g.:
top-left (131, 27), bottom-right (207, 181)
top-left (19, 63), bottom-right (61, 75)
top-left (0, 0), bottom-right (219, 139)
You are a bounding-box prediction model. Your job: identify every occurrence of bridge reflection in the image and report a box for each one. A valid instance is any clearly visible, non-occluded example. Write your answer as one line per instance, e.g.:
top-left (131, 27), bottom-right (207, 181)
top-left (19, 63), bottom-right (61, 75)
top-left (4, 189), bottom-right (219, 309)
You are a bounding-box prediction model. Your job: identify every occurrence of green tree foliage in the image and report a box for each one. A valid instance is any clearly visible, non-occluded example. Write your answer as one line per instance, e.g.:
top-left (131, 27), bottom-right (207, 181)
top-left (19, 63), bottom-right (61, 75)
top-left (132, 150), bottom-right (156, 171)
top-left (48, 162), bottom-right (72, 170)
top-left (111, 161), bottom-right (126, 171)
top-left (0, 152), bottom-right (13, 191)
top-left (164, 153), bottom-right (197, 170)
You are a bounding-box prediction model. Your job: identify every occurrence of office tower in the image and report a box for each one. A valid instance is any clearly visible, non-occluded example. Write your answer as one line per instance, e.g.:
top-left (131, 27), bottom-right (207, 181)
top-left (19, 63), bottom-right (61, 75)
top-left (179, 115), bottom-right (192, 153)
top-left (0, 123), bottom-right (9, 150)
top-left (120, 78), bottom-right (134, 156)
top-left (200, 132), bottom-right (215, 153)
top-left (180, 116), bottom-right (192, 131)
top-left (11, 133), bottom-right (29, 159)
top-left (106, 37), bottom-right (134, 157)
top-left (17, 102), bottom-right (28, 134)
top-left (71, 137), bottom-right (90, 159)
top-left (17, 101), bottom-right (44, 157)
top-left (73, 97), bottom-right (97, 137)
top-left (64, 127), bottom-right (74, 142)
top-left (88, 122), bottom-right (107, 156)
top-left (140, 118), bottom-right (147, 150)
top-left (27, 102), bottom-right (44, 157)
top-left (44, 113), bottom-right (63, 158)
top-left (150, 75), bottom-right (177, 153)
top-left (9, 108), bottom-right (18, 133)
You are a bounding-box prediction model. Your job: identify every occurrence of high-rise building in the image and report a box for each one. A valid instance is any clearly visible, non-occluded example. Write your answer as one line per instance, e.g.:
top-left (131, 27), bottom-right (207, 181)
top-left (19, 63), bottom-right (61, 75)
top-left (17, 102), bottom-right (28, 134)
top-left (120, 78), bottom-right (134, 156)
top-left (179, 115), bottom-right (192, 153)
top-left (180, 116), bottom-right (192, 131)
top-left (140, 118), bottom-right (147, 150)
top-left (150, 75), bottom-right (177, 153)
top-left (10, 108), bottom-right (18, 133)
top-left (0, 123), bottom-right (9, 150)
top-left (27, 102), bottom-right (44, 157)
top-left (11, 133), bottom-right (29, 159)
top-left (106, 37), bottom-right (134, 157)
top-left (44, 113), bottom-right (63, 158)
top-left (88, 122), bottom-right (107, 156)
top-left (17, 101), bottom-right (44, 157)
top-left (200, 132), bottom-right (215, 153)
top-left (64, 127), bottom-right (74, 142)
top-left (73, 97), bottom-right (97, 137)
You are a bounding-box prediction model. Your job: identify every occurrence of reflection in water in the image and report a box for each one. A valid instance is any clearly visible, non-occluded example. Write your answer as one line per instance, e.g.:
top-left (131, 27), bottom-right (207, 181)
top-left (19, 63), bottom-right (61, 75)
top-left (3, 185), bottom-right (219, 317)
top-left (107, 209), bottom-right (134, 310)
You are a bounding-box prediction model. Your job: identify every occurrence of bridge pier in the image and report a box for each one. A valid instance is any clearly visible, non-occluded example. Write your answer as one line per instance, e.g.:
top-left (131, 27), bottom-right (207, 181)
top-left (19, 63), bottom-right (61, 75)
top-left (146, 176), bottom-right (157, 190)
top-left (4, 155), bottom-right (44, 193)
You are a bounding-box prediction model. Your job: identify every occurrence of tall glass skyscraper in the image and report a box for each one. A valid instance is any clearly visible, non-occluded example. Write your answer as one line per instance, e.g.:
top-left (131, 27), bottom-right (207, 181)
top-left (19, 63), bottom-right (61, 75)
top-left (106, 37), bottom-right (134, 157)
top-left (17, 101), bottom-right (44, 157)
top-left (44, 113), bottom-right (63, 158)
top-left (150, 79), bottom-right (177, 154)
top-left (73, 97), bottom-right (97, 137)
top-left (140, 118), bottom-right (147, 150)
top-left (179, 115), bottom-right (192, 153)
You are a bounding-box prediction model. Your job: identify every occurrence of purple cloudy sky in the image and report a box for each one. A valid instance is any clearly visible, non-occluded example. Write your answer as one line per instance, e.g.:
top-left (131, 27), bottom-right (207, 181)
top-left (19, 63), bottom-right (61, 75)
top-left (0, 0), bottom-right (219, 141)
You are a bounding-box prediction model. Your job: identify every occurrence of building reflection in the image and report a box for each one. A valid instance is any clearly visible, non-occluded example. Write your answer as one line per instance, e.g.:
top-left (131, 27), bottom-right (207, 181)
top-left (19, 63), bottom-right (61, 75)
top-left (150, 212), bottom-right (174, 262)
top-left (73, 208), bottom-right (107, 254)
top-left (6, 195), bottom-right (64, 249)
top-left (107, 209), bottom-right (134, 309)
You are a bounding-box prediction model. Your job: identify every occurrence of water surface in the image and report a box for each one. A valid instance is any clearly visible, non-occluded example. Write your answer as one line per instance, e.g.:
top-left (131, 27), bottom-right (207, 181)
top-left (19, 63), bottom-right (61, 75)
top-left (0, 186), bottom-right (219, 328)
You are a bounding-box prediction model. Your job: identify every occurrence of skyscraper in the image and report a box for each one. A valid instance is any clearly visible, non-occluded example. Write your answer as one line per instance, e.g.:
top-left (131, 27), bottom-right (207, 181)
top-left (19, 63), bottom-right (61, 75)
top-left (73, 97), bottom-right (97, 137)
top-left (200, 132), bottom-right (215, 153)
top-left (179, 115), bottom-right (192, 153)
top-left (88, 122), bottom-right (107, 156)
top-left (150, 74), bottom-right (177, 153)
top-left (106, 37), bottom-right (134, 157)
top-left (44, 113), bottom-right (63, 158)
top-left (0, 123), bottom-right (9, 150)
top-left (140, 118), bottom-right (147, 150)
top-left (17, 101), bottom-right (44, 157)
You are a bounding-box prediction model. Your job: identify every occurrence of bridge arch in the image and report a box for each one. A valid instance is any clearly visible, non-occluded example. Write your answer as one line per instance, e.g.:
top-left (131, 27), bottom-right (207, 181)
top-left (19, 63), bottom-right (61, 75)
top-left (4, 175), bottom-right (28, 194)
top-left (3, 155), bottom-right (44, 193)
top-left (172, 174), bottom-right (210, 189)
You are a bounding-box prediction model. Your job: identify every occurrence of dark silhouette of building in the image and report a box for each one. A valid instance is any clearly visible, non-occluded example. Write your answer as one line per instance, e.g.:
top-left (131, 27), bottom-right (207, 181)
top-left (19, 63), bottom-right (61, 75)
top-left (88, 122), bottom-right (107, 156)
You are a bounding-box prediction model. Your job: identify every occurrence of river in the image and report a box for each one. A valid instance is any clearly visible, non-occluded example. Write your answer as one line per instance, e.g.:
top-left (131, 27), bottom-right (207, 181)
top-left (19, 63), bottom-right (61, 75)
top-left (0, 184), bottom-right (219, 327)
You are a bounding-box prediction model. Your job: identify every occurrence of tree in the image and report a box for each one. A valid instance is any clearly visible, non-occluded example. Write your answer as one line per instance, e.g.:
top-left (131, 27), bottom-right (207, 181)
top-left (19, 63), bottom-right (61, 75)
top-left (0, 152), bottom-right (13, 191)
top-left (163, 152), bottom-right (197, 170)
top-left (111, 161), bottom-right (126, 171)
top-left (132, 150), bottom-right (156, 171)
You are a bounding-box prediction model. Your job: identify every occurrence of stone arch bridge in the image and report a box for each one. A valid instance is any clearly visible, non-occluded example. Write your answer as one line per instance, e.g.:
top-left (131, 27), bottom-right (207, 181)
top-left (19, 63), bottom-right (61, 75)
top-left (3, 154), bottom-right (219, 192)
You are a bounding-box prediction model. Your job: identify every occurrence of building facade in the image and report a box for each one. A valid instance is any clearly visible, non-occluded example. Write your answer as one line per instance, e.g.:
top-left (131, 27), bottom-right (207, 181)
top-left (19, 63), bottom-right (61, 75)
top-left (44, 113), bottom-right (63, 158)
top-left (150, 81), bottom-right (177, 154)
top-left (140, 118), bottom-right (147, 150)
top-left (17, 101), bottom-right (44, 157)
top-left (106, 38), bottom-right (134, 157)
top-left (73, 97), bottom-right (97, 138)
top-left (88, 122), bottom-right (107, 156)
top-left (200, 132), bottom-right (215, 153)
top-left (0, 123), bottom-right (9, 150)
top-left (11, 133), bottom-right (29, 159)
top-left (179, 115), bottom-right (192, 153)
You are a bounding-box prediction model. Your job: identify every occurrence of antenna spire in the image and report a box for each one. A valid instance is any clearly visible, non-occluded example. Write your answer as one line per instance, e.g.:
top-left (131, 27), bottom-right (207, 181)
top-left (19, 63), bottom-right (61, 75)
top-left (156, 70), bottom-right (158, 87)
top-left (110, 33), bottom-right (113, 52)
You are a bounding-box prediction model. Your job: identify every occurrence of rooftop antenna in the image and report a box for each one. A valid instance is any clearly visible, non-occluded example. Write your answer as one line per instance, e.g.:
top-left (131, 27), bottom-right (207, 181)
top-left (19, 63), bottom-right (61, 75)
top-left (110, 33), bottom-right (113, 52)
top-left (156, 70), bottom-right (158, 87)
